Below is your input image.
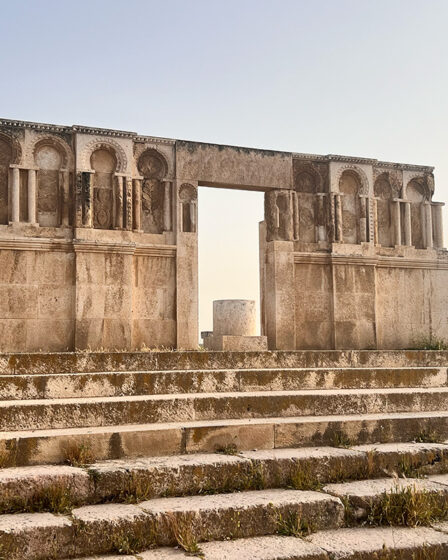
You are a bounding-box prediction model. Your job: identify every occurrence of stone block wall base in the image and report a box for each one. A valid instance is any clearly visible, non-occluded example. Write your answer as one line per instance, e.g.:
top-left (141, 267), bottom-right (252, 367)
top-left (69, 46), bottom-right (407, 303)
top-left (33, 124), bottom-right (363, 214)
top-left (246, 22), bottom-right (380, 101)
top-left (204, 334), bottom-right (268, 351)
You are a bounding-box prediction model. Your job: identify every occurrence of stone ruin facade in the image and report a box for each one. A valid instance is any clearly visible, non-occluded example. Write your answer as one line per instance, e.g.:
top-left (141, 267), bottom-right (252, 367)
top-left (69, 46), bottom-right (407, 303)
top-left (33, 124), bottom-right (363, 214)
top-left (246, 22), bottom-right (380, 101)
top-left (0, 118), bottom-right (446, 352)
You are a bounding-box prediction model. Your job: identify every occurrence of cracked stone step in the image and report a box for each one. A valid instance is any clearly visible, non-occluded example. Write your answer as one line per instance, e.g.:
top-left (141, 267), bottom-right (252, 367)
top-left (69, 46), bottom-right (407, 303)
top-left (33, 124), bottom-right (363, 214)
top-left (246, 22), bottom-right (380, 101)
top-left (1, 443), bottom-right (448, 513)
top-left (1, 411), bottom-right (448, 466)
top-left (2, 387), bottom-right (448, 431)
top-left (307, 526), bottom-right (448, 558)
top-left (0, 367), bottom-right (445, 400)
top-left (2, 349), bottom-right (448, 375)
top-left (0, 489), bottom-right (344, 559)
top-left (70, 527), bottom-right (448, 559)
top-left (323, 476), bottom-right (448, 520)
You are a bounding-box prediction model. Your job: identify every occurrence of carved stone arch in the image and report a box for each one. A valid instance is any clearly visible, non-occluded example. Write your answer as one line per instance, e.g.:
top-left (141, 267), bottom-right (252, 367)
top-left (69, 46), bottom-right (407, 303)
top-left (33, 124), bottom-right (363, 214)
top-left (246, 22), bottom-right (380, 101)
top-left (404, 174), bottom-right (431, 201)
top-left (137, 148), bottom-right (168, 179)
top-left (179, 183), bottom-right (197, 201)
top-left (83, 138), bottom-right (127, 173)
top-left (0, 131), bottom-right (22, 165)
top-left (32, 135), bottom-right (73, 169)
top-left (294, 164), bottom-right (322, 194)
top-left (335, 165), bottom-right (369, 195)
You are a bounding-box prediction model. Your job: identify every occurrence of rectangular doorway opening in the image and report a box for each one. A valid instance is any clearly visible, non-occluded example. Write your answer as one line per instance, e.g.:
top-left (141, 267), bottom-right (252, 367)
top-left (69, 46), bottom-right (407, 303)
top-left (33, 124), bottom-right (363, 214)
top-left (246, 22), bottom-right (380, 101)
top-left (198, 186), bottom-right (264, 344)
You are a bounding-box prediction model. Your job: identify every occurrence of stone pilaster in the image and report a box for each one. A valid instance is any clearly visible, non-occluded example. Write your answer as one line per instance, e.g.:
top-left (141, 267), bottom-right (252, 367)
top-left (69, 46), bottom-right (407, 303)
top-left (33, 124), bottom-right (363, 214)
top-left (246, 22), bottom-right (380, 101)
top-left (432, 202), bottom-right (445, 249)
top-left (27, 168), bottom-right (37, 225)
top-left (61, 170), bottom-right (70, 226)
top-left (393, 199), bottom-right (401, 246)
top-left (115, 176), bottom-right (124, 229)
top-left (404, 201), bottom-right (412, 246)
top-left (133, 179), bottom-right (142, 232)
top-left (125, 177), bottom-right (133, 231)
top-left (335, 194), bottom-right (343, 242)
top-left (425, 202), bottom-right (433, 248)
top-left (164, 180), bottom-right (172, 231)
top-left (10, 166), bottom-right (20, 223)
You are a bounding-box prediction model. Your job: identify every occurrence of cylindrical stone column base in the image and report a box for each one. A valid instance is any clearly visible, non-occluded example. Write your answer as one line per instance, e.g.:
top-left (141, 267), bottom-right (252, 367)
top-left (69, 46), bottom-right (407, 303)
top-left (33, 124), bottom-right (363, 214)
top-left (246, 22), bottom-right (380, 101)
top-left (213, 299), bottom-right (256, 336)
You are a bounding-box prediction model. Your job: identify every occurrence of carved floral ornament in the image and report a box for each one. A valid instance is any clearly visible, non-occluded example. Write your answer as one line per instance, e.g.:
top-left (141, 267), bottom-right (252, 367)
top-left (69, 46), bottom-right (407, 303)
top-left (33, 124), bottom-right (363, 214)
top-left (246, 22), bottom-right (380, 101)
top-left (333, 164), bottom-right (370, 196)
top-left (179, 183), bottom-right (197, 201)
top-left (137, 148), bottom-right (168, 179)
top-left (83, 138), bottom-right (127, 173)
top-left (0, 131), bottom-right (22, 165)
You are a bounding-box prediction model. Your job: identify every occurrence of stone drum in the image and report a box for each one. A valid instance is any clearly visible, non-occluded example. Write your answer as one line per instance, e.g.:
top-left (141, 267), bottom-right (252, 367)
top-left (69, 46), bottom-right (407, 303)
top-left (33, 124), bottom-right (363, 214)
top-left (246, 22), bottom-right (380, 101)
top-left (213, 299), bottom-right (256, 337)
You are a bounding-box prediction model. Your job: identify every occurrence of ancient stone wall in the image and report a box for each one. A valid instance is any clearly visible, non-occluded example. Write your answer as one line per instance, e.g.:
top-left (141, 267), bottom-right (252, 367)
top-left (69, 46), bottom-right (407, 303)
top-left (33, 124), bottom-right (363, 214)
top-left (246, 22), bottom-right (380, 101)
top-left (0, 118), bottom-right (446, 351)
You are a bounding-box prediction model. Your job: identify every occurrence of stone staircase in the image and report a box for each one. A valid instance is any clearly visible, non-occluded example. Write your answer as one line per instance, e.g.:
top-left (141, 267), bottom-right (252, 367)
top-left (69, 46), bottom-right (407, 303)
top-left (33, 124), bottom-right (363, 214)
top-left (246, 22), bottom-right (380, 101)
top-left (1, 350), bottom-right (448, 559)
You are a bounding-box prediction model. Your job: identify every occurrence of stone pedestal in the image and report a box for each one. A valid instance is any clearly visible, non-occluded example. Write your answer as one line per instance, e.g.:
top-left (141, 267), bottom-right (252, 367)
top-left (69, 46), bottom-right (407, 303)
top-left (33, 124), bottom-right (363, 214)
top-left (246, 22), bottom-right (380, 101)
top-left (203, 299), bottom-right (267, 351)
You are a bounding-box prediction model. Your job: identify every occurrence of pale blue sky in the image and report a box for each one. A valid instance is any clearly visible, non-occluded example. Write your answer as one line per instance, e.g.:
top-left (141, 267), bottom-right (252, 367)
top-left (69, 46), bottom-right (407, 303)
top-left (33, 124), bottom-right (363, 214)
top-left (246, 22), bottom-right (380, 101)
top-left (1, 0), bottom-right (447, 333)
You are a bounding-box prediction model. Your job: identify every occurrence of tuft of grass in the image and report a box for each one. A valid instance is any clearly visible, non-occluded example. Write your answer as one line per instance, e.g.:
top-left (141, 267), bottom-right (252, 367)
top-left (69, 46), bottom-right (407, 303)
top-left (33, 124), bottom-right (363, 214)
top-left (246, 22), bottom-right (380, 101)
top-left (111, 523), bottom-right (156, 555)
top-left (215, 443), bottom-right (239, 456)
top-left (415, 431), bottom-right (442, 444)
top-left (411, 337), bottom-right (448, 351)
top-left (331, 432), bottom-right (353, 449)
top-left (288, 463), bottom-right (322, 491)
top-left (118, 473), bottom-right (154, 504)
top-left (63, 442), bottom-right (95, 467)
top-left (367, 484), bottom-right (448, 527)
top-left (0, 485), bottom-right (75, 514)
top-left (274, 510), bottom-right (315, 538)
top-left (166, 513), bottom-right (203, 557)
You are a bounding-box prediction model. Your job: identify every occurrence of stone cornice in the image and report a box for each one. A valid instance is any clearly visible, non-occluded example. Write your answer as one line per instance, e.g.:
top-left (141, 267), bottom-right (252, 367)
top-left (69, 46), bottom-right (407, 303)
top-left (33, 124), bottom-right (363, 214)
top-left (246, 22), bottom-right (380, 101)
top-left (0, 118), bottom-right (435, 172)
top-left (0, 238), bottom-right (73, 252)
top-left (73, 239), bottom-right (176, 257)
top-left (294, 252), bottom-right (448, 269)
top-left (293, 152), bottom-right (433, 173)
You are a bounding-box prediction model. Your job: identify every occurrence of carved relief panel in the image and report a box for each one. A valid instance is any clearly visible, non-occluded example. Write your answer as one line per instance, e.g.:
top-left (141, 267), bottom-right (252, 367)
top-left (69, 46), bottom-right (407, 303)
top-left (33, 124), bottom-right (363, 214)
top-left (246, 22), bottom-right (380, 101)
top-left (0, 137), bottom-right (12, 224)
top-left (339, 171), bottom-right (361, 244)
top-left (407, 179), bottom-right (426, 249)
top-left (374, 174), bottom-right (394, 247)
top-left (138, 150), bottom-right (166, 234)
top-left (35, 143), bottom-right (63, 227)
top-left (91, 149), bottom-right (116, 229)
top-left (294, 170), bottom-right (317, 243)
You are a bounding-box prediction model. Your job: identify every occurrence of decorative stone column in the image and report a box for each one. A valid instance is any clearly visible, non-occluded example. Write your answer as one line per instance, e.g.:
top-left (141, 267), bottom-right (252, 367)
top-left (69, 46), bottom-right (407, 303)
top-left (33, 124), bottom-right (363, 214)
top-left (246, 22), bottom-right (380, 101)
top-left (373, 198), bottom-right (379, 244)
top-left (125, 177), bottom-right (133, 231)
top-left (163, 180), bottom-right (172, 231)
top-left (133, 179), bottom-right (142, 232)
top-left (292, 190), bottom-right (299, 241)
top-left (61, 170), bottom-right (70, 226)
top-left (27, 168), bottom-right (37, 224)
top-left (403, 201), bottom-right (412, 246)
top-left (425, 202), bottom-right (433, 248)
top-left (10, 166), bottom-right (20, 223)
top-left (83, 172), bottom-right (93, 228)
top-left (335, 194), bottom-right (343, 242)
top-left (432, 203), bottom-right (445, 249)
top-left (316, 193), bottom-right (326, 241)
top-left (393, 199), bottom-right (401, 246)
top-left (359, 195), bottom-right (368, 242)
top-left (115, 176), bottom-right (124, 229)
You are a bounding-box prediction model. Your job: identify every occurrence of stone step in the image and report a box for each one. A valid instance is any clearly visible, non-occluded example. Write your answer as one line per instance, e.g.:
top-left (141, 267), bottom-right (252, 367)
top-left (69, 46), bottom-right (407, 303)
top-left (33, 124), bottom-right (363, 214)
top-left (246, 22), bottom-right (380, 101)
top-left (31, 525), bottom-right (448, 559)
top-left (0, 489), bottom-right (344, 559)
top-left (0, 367), bottom-right (445, 400)
top-left (323, 475), bottom-right (448, 522)
top-left (2, 349), bottom-right (448, 375)
top-left (2, 387), bottom-right (448, 431)
top-left (1, 443), bottom-right (447, 513)
top-left (1, 410), bottom-right (448, 466)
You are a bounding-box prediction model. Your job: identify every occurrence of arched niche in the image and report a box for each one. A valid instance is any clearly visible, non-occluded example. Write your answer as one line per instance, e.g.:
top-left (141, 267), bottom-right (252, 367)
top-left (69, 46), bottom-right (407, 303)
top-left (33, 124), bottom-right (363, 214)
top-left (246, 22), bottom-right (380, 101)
top-left (339, 170), bottom-right (361, 244)
top-left (179, 183), bottom-right (197, 233)
top-left (407, 179), bottom-right (426, 249)
top-left (295, 170), bottom-right (318, 242)
top-left (35, 142), bottom-right (64, 227)
top-left (138, 149), bottom-right (167, 234)
top-left (0, 136), bottom-right (12, 225)
top-left (91, 148), bottom-right (117, 230)
top-left (374, 174), bottom-right (394, 247)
